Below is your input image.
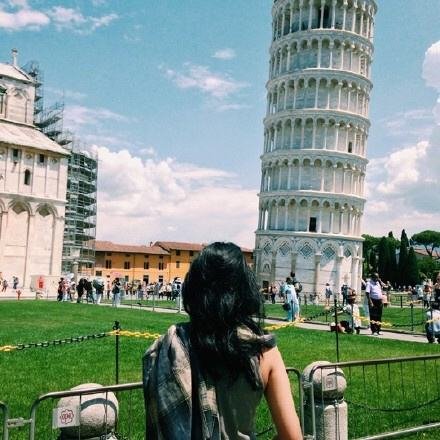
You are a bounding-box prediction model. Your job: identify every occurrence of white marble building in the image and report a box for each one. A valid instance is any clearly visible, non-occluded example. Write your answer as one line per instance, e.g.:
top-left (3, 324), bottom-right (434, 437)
top-left (255, 0), bottom-right (377, 295)
top-left (0, 51), bottom-right (69, 287)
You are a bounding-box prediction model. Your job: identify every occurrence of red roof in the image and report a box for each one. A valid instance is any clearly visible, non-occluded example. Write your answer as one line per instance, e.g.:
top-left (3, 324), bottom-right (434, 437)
top-left (94, 240), bottom-right (169, 255)
top-left (154, 241), bottom-right (205, 252)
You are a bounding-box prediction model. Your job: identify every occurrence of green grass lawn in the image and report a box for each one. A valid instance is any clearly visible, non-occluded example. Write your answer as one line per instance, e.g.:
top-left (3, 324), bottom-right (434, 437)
top-left (0, 301), bottom-right (439, 439)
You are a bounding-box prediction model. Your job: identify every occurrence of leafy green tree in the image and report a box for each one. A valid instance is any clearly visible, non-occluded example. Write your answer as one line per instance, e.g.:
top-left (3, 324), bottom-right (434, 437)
top-left (398, 230), bottom-right (409, 286)
top-left (369, 250), bottom-right (377, 275)
top-left (411, 230), bottom-right (440, 259)
top-left (377, 237), bottom-right (389, 281)
top-left (388, 239), bottom-right (398, 284)
top-left (418, 258), bottom-right (440, 282)
top-left (406, 247), bottom-right (419, 286)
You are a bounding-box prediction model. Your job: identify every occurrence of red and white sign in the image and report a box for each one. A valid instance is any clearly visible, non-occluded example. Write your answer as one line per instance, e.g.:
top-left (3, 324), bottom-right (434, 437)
top-left (52, 406), bottom-right (80, 429)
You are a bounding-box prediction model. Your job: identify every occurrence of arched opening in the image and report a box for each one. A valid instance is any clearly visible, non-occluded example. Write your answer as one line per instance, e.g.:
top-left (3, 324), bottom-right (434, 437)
top-left (24, 169), bottom-right (31, 186)
top-left (348, 141), bottom-right (353, 153)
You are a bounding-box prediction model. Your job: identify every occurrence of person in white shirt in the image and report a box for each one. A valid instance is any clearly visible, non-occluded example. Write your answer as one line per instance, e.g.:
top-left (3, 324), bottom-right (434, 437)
top-left (426, 301), bottom-right (440, 343)
top-left (365, 273), bottom-right (383, 335)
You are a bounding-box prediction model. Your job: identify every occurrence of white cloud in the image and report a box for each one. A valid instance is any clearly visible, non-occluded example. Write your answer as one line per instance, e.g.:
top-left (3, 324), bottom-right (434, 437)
top-left (0, 5), bottom-right (49, 30)
top-left (162, 63), bottom-right (249, 110)
top-left (0, 1), bottom-right (117, 33)
top-left (64, 105), bottom-right (127, 131)
top-left (364, 40), bottom-right (440, 238)
top-left (423, 41), bottom-right (440, 91)
top-left (92, 146), bottom-right (257, 248)
top-left (212, 48), bottom-right (236, 60)
top-left (48, 6), bottom-right (118, 34)
top-left (45, 87), bottom-right (87, 101)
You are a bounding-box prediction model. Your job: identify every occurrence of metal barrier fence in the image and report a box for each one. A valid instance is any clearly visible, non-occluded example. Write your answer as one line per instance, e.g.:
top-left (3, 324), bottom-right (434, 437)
top-left (29, 382), bottom-right (144, 440)
top-left (305, 354), bottom-right (440, 440)
top-left (0, 368), bottom-right (303, 440)
top-left (0, 401), bottom-right (8, 440)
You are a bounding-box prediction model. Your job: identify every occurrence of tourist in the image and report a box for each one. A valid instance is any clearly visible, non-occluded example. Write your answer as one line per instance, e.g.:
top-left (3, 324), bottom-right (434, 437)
top-left (112, 278), bottom-right (121, 307)
top-left (106, 279), bottom-right (111, 300)
top-left (76, 278), bottom-right (85, 303)
top-left (341, 283), bottom-right (350, 306)
top-left (12, 276), bottom-right (19, 290)
top-left (269, 283), bottom-right (277, 304)
top-left (324, 283), bottom-right (332, 307)
top-left (284, 277), bottom-right (299, 322)
top-left (426, 301), bottom-right (440, 343)
top-left (342, 292), bottom-right (362, 334)
top-left (57, 278), bottom-right (64, 301)
top-left (434, 274), bottom-right (440, 302)
top-left (365, 273), bottom-right (383, 335)
top-left (423, 283), bottom-right (432, 308)
top-left (16, 289), bottom-right (22, 300)
top-left (85, 279), bottom-right (94, 303)
top-left (93, 278), bottom-right (104, 304)
top-left (1, 277), bottom-right (8, 292)
top-left (142, 242), bottom-right (302, 439)
top-left (361, 278), bottom-right (369, 319)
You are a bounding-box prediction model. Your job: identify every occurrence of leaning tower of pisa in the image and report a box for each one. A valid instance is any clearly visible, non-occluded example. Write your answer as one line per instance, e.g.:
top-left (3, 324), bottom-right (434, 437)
top-left (255, 0), bottom-right (377, 295)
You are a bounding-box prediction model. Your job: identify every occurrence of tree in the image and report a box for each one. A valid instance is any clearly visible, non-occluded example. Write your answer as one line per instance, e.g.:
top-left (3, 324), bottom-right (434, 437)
top-left (418, 257), bottom-right (440, 282)
top-left (398, 230), bottom-right (409, 286)
top-left (388, 239), bottom-right (398, 285)
top-left (406, 247), bottom-right (419, 286)
top-left (362, 234), bottom-right (380, 276)
top-left (377, 237), bottom-right (389, 281)
top-left (411, 230), bottom-right (440, 260)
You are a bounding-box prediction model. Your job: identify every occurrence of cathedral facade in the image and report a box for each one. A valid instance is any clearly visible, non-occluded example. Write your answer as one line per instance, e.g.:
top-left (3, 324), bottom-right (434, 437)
top-left (0, 51), bottom-right (69, 287)
top-left (255, 0), bottom-right (377, 295)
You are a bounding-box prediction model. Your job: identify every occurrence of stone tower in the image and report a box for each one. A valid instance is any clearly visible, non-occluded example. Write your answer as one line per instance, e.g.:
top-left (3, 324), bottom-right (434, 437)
top-left (255, 0), bottom-right (377, 295)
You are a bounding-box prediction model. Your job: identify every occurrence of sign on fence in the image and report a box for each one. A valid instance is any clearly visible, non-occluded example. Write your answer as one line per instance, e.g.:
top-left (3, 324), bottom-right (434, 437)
top-left (52, 405), bottom-right (80, 429)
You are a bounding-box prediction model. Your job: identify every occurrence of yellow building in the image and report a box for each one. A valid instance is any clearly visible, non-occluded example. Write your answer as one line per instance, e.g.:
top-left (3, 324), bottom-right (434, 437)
top-left (94, 240), bottom-right (254, 284)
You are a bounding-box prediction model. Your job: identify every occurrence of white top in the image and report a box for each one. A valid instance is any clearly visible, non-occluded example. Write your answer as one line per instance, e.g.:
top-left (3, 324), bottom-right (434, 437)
top-left (426, 310), bottom-right (440, 334)
top-left (285, 284), bottom-right (298, 304)
top-left (343, 304), bottom-right (361, 328)
top-left (366, 280), bottom-right (382, 300)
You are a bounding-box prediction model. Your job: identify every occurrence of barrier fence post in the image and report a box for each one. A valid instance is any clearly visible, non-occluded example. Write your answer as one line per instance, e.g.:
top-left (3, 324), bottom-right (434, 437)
top-left (113, 321), bottom-right (120, 384)
top-left (334, 296), bottom-right (340, 362)
top-left (400, 295), bottom-right (403, 308)
top-left (410, 303), bottom-right (414, 332)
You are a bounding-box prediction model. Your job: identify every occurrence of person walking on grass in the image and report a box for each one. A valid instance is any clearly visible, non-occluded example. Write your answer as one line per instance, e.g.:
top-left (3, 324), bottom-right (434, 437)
top-left (426, 301), bottom-right (440, 344)
top-left (143, 242), bottom-right (302, 439)
top-left (366, 273), bottom-right (384, 335)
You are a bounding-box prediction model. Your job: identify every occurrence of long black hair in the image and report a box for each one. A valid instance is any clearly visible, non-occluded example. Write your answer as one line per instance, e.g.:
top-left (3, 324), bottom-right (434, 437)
top-left (182, 242), bottom-right (265, 385)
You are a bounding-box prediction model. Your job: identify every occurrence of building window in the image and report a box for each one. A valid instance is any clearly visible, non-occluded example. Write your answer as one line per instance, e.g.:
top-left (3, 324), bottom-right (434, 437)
top-left (39, 154), bottom-right (45, 164)
top-left (106, 252), bottom-right (112, 256)
top-left (159, 262), bottom-right (164, 271)
top-left (105, 260), bottom-right (112, 269)
top-left (24, 169), bottom-right (31, 185)
top-left (158, 276), bottom-right (164, 283)
top-left (125, 276), bottom-right (129, 282)
top-left (144, 262), bottom-right (149, 270)
top-left (159, 256), bottom-right (163, 260)
top-left (12, 149), bottom-right (20, 162)
top-left (124, 261), bottom-right (130, 270)
top-left (144, 254), bottom-right (149, 258)
top-left (125, 254), bottom-right (131, 257)
top-left (96, 270), bottom-right (102, 276)
top-left (176, 261), bottom-right (180, 269)
top-left (348, 142), bottom-right (353, 153)
top-left (175, 250), bottom-right (181, 256)
top-left (189, 251), bottom-right (194, 257)
top-left (0, 89), bottom-right (5, 113)
top-left (143, 275), bottom-right (149, 284)
top-left (309, 217), bottom-right (317, 233)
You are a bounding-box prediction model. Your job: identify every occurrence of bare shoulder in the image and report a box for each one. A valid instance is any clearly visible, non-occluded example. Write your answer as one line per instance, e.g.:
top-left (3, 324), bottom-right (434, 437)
top-left (260, 346), bottom-right (284, 388)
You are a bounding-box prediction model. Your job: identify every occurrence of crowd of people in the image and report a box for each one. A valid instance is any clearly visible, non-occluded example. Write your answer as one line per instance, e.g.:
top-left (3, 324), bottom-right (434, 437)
top-left (55, 276), bottom-right (184, 307)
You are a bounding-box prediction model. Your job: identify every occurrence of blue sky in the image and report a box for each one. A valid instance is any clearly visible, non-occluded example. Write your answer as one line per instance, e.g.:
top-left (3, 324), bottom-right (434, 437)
top-left (1, 0), bottom-right (439, 247)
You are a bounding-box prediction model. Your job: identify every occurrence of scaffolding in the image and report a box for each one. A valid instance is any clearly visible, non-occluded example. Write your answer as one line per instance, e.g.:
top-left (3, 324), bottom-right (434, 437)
top-left (22, 62), bottom-right (98, 274)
